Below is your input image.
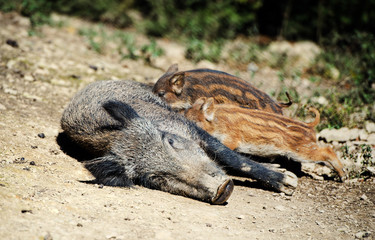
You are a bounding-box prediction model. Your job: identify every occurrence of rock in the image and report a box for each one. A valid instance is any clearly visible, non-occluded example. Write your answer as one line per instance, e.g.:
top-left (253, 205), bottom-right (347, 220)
top-left (365, 122), bottom-right (375, 133)
top-left (301, 162), bottom-right (332, 179)
top-left (0, 103), bottom-right (6, 110)
top-left (247, 62), bottom-right (259, 73)
top-left (196, 60), bottom-right (216, 69)
top-left (88, 64), bottom-right (98, 71)
top-left (6, 39), bottom-right (19, 48)
top-left (6, 60), bottom-right (17, 69)
top-left (367, 134), bottom-right (375, 145)
top-left (24, 74), bottom-right (34, 82)
top-left (367, 166), bottom-right (375, 175)
top-left (131, 75), bottom-right (145, 83)
top-left (50, 78), bottom-right (72, 87)
top-left (319, 127), bottom-right (359, 142)
top-left (359, 129), bottom-right (369, 141)
top-left (23, 92), bottom-right (42, 101)
top-left (350, 112), bottom-right (367, 124)
top-left (34, 68), bottom-right (50, 76)
top-left (38, 133), bottom-right (45, 138)
top-left (267, 41), bottom-right (321, 70)
top-left (337, 227), bottom-right (349, 233)
top-left (44, 232), bottom-right (53, 240)
top-left (274, 205), bottom-right (286, 211)
top-left (328, 67), bottom-right (340, 80)
top-left (360, 194), bottom-right (368, 201)
top-left (4, 87), bottom-right (18, 95)
top-left (355, 231), bottom-right (371, 239)
top-left (311, 96), bottom-right (328, 105)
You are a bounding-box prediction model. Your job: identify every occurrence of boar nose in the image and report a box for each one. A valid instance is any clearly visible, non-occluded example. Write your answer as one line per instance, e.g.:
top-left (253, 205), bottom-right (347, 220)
top-left (211, 179), bottom-right (234, 205)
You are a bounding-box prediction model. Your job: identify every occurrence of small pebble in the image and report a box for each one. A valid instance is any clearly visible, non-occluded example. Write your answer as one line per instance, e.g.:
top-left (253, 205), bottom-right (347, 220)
top-left (21, 209), bottom-right (32, 214)
top-left (44, 232), bottom-right (53, 240)
top-left (38, 133), bottom-right (45, 138)
top-left (14, 157), bottom-right (26, 164)
top-left (77, 223), bottom-right (83, 227)
top-left (29, 161), bottom-right (35, 165)
top-left (360, 194), bottom-right (368, 201)
top-left (89, 65), bottom-right (98, 71)
top-left (70, 74), bottom-right (81, 79)
top-left (0, 103), bottom-right (6, 110)
top-left (274, 205), bottom-right (286, 211)
top-left (355, 231), bottom-right (371, 239)
top-left (6, 39), bottom-right (19, 48)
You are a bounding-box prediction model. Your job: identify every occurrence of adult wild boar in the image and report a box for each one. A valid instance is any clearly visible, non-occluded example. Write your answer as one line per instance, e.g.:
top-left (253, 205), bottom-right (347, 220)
top-left (60, 80), bottom-right (297, 204)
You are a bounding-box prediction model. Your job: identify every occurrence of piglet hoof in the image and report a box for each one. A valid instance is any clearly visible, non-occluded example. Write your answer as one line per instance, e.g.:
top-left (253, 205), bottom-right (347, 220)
top-left (211, 179), bottom-right (234, 205)
top-left (278, 170), bottom-right (298, 196)
top-left (338, 173), bottom-right (347, 183)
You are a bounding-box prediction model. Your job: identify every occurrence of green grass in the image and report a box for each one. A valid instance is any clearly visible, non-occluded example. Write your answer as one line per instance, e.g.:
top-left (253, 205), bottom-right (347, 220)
top-left (341, 144), bottom-right (374, 179)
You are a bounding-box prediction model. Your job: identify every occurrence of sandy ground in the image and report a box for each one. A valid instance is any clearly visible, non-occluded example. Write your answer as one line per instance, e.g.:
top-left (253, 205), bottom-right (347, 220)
top-left (0, 12), bottom-right (374, 240)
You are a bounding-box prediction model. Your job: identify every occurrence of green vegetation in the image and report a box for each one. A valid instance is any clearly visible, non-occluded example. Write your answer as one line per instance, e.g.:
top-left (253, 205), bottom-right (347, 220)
top-left (78, 27), bottom-right (164, 63)
top-left (342, 144), bottom-right (374, 179)
top-left (185, 39), bottom-right (223, 63)
top-left (303, 32), bottom-right (375, 130)
top-left (1, 0), bottom-right (374, 129)
top-left (78, 26), bottom-right (107, 54)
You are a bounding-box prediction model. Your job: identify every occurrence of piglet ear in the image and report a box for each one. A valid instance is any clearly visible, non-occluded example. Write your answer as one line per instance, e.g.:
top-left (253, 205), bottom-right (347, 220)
top-left (192, 97), bottom-right (206, 109)
top-left (170, 73), bottom-right (185, 95)
top-left (166, 64), bottom-right (178, 74)
top-left (203, 98), bottom-right (215, 122)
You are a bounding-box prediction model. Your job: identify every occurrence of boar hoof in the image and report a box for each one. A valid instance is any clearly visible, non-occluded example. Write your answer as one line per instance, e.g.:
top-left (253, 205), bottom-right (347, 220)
top-left (211, 179), bottom-right (234, 205)
top-left (279, 171), bottom-right (298, 196)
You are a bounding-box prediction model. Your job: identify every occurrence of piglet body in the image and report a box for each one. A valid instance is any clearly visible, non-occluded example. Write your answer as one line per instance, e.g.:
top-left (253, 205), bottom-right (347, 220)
top-left (153, 64), bottom-right (292, 114)
top-left (185, 97), bottom-right (345, 180)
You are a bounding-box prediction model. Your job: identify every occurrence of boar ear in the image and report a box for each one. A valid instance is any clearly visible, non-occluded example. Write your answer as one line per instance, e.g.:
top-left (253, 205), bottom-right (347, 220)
top-left (202, 98), bottom-right (215, 122)
top-left (103, 101), bottom-right (139, 127)
top-left (170, 73), bottom-right (185, 95)
top-left (166, 63), bottom-right (179, 74)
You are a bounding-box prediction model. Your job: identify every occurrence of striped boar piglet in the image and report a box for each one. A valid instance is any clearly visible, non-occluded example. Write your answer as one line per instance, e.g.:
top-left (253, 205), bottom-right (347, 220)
top-left (185, 97), bottom-right (346, 180)
top-left (153, 64), bottom-right (292, 114)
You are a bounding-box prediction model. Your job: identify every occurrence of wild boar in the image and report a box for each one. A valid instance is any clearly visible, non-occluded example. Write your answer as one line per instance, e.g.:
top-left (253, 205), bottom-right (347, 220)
top-left (60, 80), bottom-right (298, 204)
top-left (152, 64), bottom-right (292, 114)
top-left (184, 97), bottom-right (345, 180)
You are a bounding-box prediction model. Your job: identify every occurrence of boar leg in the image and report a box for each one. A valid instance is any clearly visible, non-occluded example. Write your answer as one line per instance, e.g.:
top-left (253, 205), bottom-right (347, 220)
top-left (197, 128), bottom-right (298, 195)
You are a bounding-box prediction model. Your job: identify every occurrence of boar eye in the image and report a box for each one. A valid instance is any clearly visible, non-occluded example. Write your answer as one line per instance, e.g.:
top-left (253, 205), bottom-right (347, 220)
top-left (167, 137), bottom-right (185, 150)
top-left (158, 91), bottom-right (166, 97)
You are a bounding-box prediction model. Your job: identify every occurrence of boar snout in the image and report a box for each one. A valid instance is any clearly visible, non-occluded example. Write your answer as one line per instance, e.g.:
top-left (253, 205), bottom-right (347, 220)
top-left (211, 179), bottom-right (234, 205)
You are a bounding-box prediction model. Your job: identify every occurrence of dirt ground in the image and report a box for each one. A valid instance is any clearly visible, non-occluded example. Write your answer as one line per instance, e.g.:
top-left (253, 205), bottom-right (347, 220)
top-left (0, 13), bottom-right (374, 240)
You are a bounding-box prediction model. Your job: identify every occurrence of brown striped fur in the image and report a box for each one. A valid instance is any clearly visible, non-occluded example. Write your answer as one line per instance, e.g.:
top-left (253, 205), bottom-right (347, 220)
top-left (185, 97), bottom-right (345, 180)
top-left (153, 64), bottom-right (292, 114)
